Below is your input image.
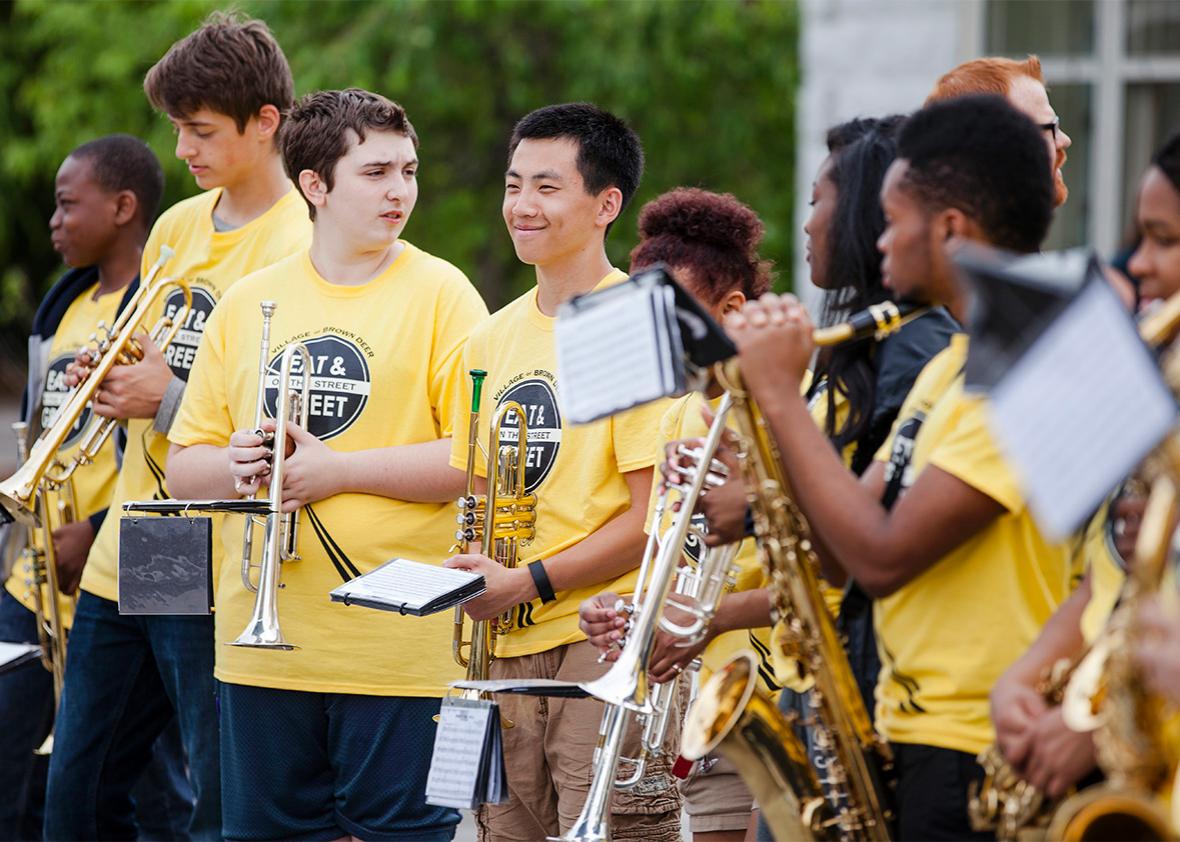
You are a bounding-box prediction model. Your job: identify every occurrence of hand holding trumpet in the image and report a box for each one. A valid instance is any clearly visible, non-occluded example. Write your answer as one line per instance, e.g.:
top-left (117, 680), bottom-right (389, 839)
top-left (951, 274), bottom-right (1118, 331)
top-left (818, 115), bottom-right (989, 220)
top-left (65, 329), bottom-right (173, 420)
top-left (229, 419), bottom-right (342, 511)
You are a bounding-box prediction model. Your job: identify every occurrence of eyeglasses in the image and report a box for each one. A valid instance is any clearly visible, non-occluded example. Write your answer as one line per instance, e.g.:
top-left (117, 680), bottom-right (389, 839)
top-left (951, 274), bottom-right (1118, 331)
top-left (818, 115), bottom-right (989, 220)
top-left (1039, 117), bottom-right (1061, 141)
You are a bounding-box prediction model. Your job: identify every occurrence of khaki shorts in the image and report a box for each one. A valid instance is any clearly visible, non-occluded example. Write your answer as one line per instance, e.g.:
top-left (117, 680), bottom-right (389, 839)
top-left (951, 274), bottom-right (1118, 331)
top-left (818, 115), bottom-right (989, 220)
top-left (682, 754), bottom-right (755, 833)
top-left (476, 639), bottom-right (684, 842)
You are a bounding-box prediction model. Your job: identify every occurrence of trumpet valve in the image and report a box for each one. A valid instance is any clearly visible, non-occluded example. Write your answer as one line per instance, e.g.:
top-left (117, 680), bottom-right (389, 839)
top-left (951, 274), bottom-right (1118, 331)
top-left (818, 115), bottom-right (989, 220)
top-left (456, 494), bottom-right (483, 512)
top-left (455, 527), bottom-right (480, 544)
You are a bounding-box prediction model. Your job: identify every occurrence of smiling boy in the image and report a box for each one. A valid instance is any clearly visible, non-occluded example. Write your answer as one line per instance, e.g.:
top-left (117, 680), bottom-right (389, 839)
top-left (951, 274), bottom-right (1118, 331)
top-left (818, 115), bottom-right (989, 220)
top-left (443, 103), bottom-right (681, 842)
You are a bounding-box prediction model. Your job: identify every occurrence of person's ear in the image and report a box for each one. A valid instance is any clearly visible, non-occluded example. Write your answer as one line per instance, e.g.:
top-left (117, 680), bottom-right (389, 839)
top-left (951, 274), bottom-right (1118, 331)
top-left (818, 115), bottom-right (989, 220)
top-left (719, 289), bottom-right (747, 317)
top-left (941, 207), bottom-right (984, 243)
top-left (112, 190), bottom-right (138, 227)
top-left (255, 104), bottom-right (282, 141)
top-left (596, 186), bottom-right (624, 229)
top-left (299, 169), bottom-right (327, 210)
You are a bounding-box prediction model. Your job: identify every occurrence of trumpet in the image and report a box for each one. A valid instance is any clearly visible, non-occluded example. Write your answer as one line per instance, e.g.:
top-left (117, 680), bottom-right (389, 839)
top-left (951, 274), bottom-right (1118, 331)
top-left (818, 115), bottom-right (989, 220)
top-left (556, 397), bottom-right (739, 842)
top-left (229, 301), bottom-right (310, 650)
top-left (0, 246), bottom-right (188, 526)
top-left (450, 378), bottom-right (537, 681)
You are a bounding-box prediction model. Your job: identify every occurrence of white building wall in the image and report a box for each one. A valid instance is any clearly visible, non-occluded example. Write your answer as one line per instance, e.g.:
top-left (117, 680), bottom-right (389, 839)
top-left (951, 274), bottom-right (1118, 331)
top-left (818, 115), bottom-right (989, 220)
top-left (795, 0), bottom-right (983, 309)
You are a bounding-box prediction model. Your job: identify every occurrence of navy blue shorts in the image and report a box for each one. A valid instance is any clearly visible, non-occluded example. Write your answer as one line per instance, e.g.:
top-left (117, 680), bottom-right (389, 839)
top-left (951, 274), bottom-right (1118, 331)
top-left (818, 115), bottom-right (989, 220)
top-left (219, 684), bottom-right (459, 841)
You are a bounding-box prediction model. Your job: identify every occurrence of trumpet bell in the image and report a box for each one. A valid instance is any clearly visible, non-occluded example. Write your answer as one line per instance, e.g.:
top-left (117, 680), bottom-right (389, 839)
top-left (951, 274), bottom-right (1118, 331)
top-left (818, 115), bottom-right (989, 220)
top-left (0, 474), bottom-right (39, 527)
top-left (579, 649), bottom-right (651, 713)
top-left (227, 622), bottom-right (297, 651)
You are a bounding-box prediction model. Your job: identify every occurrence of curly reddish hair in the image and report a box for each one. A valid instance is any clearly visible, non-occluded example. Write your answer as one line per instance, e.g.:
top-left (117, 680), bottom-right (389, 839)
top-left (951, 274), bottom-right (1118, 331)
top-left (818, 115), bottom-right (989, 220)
top-left (629, 188), bottom-right (773, 303)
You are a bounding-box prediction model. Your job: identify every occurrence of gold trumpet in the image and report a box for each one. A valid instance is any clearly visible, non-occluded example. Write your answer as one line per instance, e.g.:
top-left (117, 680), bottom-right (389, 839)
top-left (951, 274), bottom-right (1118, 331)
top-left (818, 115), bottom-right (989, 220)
top-left (230, 301), bottom-right (311, 650)
top-left (0, 246), bottom-right (188, 526)
top-left (451, 372), bottom-right (537, 682)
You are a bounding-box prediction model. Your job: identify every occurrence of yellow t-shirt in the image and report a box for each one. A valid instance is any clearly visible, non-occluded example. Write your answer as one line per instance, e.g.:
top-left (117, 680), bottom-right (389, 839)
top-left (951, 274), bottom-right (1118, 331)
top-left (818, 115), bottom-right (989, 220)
top-left (80, 188), bottom-right (311, 602)
top-left (4, 280), bottom-right (125, 623)
top-left (448, 270), bottom-right (671, 658)
top-left (169, 244), bottom-right (488, 695)
top-left (648, 393), bottom-right (780, 699)
top-left (871, 333), bottom-right (1073, 755)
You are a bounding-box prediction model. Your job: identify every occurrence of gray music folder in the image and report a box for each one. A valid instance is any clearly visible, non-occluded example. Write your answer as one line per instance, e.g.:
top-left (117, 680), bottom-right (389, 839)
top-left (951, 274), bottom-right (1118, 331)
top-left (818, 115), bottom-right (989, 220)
top-left (118, 516), bottom-right (213, 615)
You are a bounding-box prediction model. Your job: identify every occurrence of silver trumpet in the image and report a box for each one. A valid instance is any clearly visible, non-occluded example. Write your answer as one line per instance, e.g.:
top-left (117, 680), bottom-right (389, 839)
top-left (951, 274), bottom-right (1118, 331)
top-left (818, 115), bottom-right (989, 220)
top-left (230, 300), bottom-right (311, 650)
top-left (554, 393), bottom-right (739, 842)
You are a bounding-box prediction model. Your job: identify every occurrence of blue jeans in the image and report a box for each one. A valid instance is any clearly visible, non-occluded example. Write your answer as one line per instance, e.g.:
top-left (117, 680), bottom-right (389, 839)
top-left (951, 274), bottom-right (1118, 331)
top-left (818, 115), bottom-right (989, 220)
top-left (43, 591), bottom-right (218, 840)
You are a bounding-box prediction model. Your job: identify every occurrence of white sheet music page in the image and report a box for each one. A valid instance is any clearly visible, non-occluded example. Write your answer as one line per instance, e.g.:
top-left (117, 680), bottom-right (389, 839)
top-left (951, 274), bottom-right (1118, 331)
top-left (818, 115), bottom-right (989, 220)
top-left (425, 697), bottom-right (494, 809)
top-left (329, 558), bottom-right (480, 612)
top-left (0, 641), bottom-right (40, 671)
top-left (555, 284), bottom-right (670, 423)
top-left (987, 281), bottom-right (1177, 540)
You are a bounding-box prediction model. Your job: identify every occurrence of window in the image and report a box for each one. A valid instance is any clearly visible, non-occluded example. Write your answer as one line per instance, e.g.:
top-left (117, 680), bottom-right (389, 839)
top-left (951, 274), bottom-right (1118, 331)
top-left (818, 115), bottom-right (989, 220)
top-left (986, 1), bottom-right (1180, 257)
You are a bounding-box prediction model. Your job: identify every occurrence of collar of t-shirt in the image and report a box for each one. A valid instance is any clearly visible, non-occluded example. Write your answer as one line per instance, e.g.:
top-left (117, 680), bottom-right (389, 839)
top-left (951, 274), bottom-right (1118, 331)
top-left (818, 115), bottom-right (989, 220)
top-left (526, 268), bottom-right (628, 331)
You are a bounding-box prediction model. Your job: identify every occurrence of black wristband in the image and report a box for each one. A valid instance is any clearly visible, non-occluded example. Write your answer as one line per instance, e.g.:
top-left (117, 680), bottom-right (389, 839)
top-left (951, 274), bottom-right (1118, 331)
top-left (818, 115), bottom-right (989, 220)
top-left (528, 560), bottom-right (557, 604)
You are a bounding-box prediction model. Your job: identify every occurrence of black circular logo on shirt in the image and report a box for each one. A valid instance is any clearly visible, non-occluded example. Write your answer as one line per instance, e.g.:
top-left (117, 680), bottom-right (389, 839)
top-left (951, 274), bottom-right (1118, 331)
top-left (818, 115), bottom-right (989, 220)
top-left (263, 334), bottom-right (371, 441)
top-left (41, 353), bottom-right (91, 449)
top-left (497, 378), bottom-right (562, 494)
top-left (162, 286), bottom-right (218, 380)
top-left (683, 513), bottom-right (707, 564)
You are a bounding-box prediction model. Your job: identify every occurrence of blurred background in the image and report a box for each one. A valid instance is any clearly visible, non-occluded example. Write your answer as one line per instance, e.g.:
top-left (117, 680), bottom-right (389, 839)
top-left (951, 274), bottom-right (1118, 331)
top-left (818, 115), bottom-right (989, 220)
top-left (1, 0), bottom-right (1178, 474)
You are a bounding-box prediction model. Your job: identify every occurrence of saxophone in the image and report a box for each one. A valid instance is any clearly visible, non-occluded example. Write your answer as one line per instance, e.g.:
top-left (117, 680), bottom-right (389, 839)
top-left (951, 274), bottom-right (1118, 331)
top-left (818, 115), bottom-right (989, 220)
top-left (969, 296), bottom-right (1180, 841)
top-left (1042, 436), bottom-right (1180, 841)
top-left (680, 359), bottom-right (894, 842)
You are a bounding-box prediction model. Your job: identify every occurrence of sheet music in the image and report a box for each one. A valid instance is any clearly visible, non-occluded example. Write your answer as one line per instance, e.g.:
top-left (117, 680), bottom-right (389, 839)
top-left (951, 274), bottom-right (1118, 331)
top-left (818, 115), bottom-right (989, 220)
top-left (329, 558), bottom-right (481, 613)
top-left (426, 698), bottom-right (495, 809)
top-left (988, 281), bottom-right (1177, 540)
top-left (555, 284), bottom-right (672, 423)
top-left (0, 641), bottom-right (40, 673)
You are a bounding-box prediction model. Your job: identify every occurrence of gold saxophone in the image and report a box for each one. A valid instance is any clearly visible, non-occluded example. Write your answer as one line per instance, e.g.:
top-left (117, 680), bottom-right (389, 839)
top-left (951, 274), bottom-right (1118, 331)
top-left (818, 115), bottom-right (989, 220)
top-left (969, 292), bottom-right (1180, 841)
top-left (1039, 425), bottom-right (1180, 841)
top-left (680, 357), bottom-right (895, 841)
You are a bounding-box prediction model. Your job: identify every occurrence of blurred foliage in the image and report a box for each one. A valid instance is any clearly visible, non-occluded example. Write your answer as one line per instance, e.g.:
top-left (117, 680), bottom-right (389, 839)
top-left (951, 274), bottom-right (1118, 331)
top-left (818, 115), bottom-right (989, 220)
top-left (0, 0), bottom-right (798, 385)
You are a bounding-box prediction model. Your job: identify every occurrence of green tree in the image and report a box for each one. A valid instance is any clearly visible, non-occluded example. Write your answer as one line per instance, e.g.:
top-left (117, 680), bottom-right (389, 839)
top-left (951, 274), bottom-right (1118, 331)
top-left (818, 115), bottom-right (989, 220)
top-left (0, 0), bottom-right (798, 385)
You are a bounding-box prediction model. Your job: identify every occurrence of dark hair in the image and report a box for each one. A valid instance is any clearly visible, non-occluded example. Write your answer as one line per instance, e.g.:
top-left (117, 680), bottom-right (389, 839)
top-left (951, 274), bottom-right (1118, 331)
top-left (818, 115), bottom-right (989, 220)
top-left (69, 134), bottom-right (165, 228)
top-left (280, 88), bottom-right (419, 220)
top-left (1153, 132), bottom-right (1180, 194)
top-left (144, 11), bottom-right (294, 132)
top-left (811, 115), bottom-right (906, 454)
top-left (508, 103), bottom-right (644, 236)
top-left (897, 95), bottom-right (1053, 254)
top-left (629, 188), bottom-right (773, 303)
